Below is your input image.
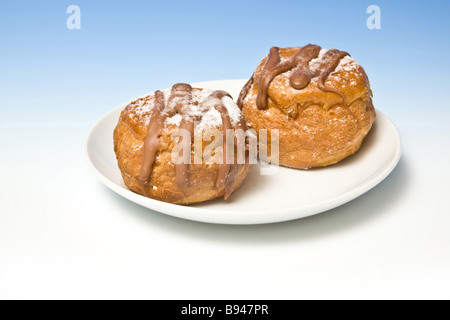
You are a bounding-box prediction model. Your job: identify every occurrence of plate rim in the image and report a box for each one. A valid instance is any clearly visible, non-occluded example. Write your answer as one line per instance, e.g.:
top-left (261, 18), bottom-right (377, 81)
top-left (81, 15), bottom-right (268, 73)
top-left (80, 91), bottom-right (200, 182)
top-left (86, 79), bottom-right (402, 225)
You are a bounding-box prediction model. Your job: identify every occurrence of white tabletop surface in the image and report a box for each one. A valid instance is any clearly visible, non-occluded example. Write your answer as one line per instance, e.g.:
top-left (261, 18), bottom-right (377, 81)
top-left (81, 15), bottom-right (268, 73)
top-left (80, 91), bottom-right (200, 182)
top-left (1, 0), bottom-right (450, 301)
top-left (1, 101), bottom-right (449, 300)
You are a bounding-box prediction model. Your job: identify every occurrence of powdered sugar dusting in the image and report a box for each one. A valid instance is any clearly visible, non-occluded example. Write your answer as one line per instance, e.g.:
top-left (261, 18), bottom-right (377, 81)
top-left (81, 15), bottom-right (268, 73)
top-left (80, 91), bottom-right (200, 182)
top-left (195, 107), bottom-right (222, 132)
top-left (162, 88), bottom-right (172, 107)
top-left (165, 113), bottom-right (182, 126)
top-left (308, 48), bottom-right (328, 73)
top-left (222, 96), bottom-right (242, 126)
top-left (334, 55), bottom-right (360, 73)
top-left (126, 87), bottom-right (244, 132)
top-left (243, 85), bottom-right (257, 106)
top-left (128, 96), bottom-right (153, 125)
top-left (329, 55), bottom-right (361, 85)
top-left (192, 88), bottom-right (214, 103)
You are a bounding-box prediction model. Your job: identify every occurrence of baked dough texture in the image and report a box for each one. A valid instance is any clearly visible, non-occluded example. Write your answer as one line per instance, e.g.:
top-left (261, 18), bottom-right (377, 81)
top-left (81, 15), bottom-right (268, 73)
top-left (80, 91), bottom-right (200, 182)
top-left (239, 46), bottom-right (376, 169)
top-left (114, 85), bottom-right (251, 204)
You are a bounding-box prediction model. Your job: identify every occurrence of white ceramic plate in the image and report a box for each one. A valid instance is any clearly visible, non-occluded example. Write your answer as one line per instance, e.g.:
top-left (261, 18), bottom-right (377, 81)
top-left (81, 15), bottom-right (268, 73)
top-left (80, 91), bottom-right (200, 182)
top-left (86, 79), bottom-right (402, 225)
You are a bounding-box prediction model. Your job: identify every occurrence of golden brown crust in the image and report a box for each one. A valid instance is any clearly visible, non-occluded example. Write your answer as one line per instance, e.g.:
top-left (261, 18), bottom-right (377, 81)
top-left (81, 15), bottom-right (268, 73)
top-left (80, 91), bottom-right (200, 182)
top-left (113, 89), bottom-right (252, 205)
top-left (241, 47), bottom-right (376, 168)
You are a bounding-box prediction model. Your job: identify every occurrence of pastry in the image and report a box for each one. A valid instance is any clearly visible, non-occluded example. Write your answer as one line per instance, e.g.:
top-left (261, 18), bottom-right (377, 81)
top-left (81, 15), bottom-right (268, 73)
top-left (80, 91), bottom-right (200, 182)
top-left (237, 44), bottom-right (376, 169)
top-left (114, 83), bottom-right (252, 204)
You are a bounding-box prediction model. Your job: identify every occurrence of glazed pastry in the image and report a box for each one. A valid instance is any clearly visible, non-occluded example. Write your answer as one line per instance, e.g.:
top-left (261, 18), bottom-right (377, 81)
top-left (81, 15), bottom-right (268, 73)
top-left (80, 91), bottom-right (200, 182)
top-left (238, 44), bottom-right (376, 169)
top-left (114, 83), bottom-right (252, 204)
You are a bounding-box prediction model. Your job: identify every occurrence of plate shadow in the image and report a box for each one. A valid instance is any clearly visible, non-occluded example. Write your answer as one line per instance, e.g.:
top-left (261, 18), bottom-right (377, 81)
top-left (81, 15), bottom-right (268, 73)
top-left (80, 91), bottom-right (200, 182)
top-left (100, 156), bottom-right (410, 245)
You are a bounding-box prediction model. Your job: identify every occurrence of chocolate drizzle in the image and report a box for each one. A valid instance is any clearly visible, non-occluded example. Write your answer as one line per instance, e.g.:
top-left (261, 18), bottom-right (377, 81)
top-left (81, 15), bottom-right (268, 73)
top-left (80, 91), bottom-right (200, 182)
top-left (237, 44), bottom-right (350, 111)
top-left (316, 49), bottom-right (349, 107)
top-left (139, 90), bottom-right (168, 185)
top-left (139, 83), bottom-right (245, 200)
top-left (170, 84), bottom-right (196, 188)
top-left (237, 75), bottom-right (254, 109)
top-left (209, 90), bottom-right (233, 188)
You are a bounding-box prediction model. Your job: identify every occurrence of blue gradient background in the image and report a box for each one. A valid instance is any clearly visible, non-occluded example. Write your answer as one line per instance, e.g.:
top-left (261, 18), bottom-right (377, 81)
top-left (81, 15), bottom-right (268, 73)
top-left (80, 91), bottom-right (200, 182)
top-left (1, 0), bottom-right (449, 126)
top-left (2, 1), bottom-right (450, 300)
